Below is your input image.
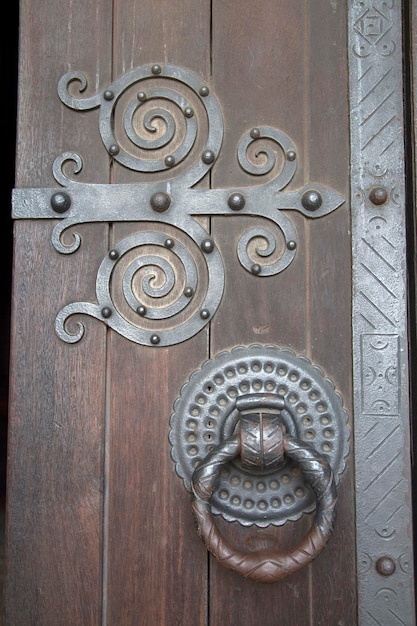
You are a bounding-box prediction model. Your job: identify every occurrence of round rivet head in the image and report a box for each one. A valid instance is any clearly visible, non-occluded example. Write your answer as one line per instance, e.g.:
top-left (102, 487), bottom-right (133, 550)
top-left (228, 192), bottom-right (246, 211)
top-left (108, 249), bottom-right (119, 261)
top-left (165, 155), bottom-right (176, 168)
top-left (369, 187), bottom-right (388, 205)
top-left (200, 308), bottom-right (210, 320)
top-left (201, 238), bottom-right (215, 253)
top-left (376, 556), bottom-right (396, 577)
top-left (103, 90), bottom-right (114, 101)
top-left (51, 192), bottom-right (71, 214)
top-left (151, 64), bottom-right (162, 75)
top-left (287, 240), bottom-right (297, 250)
top-left (199, 86), bottom-right (209, 97)
top-left (184, 286), bottom-right (194, 298)
top-left (150, 334), bottom-right (161, 345)
top-left (137, 91), bottom-right (147, 102)
top-left (251, 263), bottom-right (261, 275)
top-left (109, 144), bottom-right (120, 156)
top-left (164, 238), bottom-right (175, 249)
top-left (250, 128), bottom-right (261, 139)
top-left (286, 150), bottom-right (296, 161)
top-left (202, 149), bottom-right (215, 164)
top-left (150, 191), bottom-right (171, 212)
top-left (184, 106), bottom-right (194, 118)
top-left (301, 190), bottom-right (322, 211)
top-left (101, 307), bottom-right (112, 319)
top-left (137, 305), bottom-right (147, 317)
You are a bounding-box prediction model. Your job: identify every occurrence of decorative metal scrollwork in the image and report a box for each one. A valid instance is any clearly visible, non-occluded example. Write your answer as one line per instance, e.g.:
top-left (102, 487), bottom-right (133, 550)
top-left (12, 63), bottom-right (345, 347)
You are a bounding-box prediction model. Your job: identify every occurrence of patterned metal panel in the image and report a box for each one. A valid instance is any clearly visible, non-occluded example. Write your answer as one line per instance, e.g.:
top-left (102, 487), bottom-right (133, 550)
top-left (349, 1), bottom-right (415, 623)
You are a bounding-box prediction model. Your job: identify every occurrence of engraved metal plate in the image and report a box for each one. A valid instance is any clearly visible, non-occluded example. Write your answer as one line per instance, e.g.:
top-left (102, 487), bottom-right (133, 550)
top-left (169, 345), bottom-right (349, 527)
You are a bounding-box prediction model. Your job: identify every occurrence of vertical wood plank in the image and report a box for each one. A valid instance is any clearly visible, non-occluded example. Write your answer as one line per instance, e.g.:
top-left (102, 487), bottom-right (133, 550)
top-left (210, 1), bottom-right (355, 624)
top-left (306, 4), bottom-right (357, 625)
top-left (106, 2), bottom-right (211, 623)
top-left (6, 0), bottom-right (113, 623)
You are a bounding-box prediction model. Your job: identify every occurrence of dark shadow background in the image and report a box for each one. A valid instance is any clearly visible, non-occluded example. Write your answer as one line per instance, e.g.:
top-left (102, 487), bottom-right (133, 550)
top-left (0, 3), bottom-right (18, 497)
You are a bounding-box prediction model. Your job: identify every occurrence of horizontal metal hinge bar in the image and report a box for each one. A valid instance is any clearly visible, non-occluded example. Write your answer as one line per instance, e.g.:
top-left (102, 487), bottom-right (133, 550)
top-left (12, 181), bottom-right (344, 222)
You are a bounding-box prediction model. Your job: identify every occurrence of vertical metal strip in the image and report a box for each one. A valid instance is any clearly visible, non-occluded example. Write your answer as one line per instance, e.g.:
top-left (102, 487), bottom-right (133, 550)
top-left (349, 1), bottom-right (415, 623)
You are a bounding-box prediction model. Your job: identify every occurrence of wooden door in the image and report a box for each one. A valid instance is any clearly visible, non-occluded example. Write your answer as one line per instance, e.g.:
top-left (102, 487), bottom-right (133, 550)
top-left (5, 1), bottom-right (415, 624)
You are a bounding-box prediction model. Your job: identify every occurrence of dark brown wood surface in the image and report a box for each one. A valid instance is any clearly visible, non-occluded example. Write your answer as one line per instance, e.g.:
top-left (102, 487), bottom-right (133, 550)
top-left (6, 0), bottom-right (113, 623)
top-left (6, 1), bottom-right (356, 624)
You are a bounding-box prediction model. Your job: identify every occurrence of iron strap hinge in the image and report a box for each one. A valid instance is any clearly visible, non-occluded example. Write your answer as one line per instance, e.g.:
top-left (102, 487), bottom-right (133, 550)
top-left (12, 62), bottom-right (344, 347)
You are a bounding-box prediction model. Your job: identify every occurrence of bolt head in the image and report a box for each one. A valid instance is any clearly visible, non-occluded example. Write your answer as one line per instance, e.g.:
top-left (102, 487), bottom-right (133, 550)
top-left (228, 192), bottom-right (246, 211)
top-left (150, 191), bottom-right (171, 212)
top-left (376, 556), bottom-right (396, 577)
top-left (369, 187), bottom-right (388, 205)
top-left (184, 106), bottom-right (194, 118)
top-left (202, 150), bottom-right (215, 164)
top-left (251, 263), bottom-right (261, 275)
top-left (301, 190), bottom-right (322, 211)
top-left (108, 144), bottom-right (120, 156)
top-left (137, 91), bottom-right (147, 102)
top-left (108, 249), bottom-right (119, 260)
top-left (137, 305), bottom-right (147, 317)
top-left (164, 155), bottom-right (176, 167)
top-left (151, 64), bottom-right (162, 75)
top-left (286, 150), bottom-right (296, 161)
top-left (200, 308), bottom-right (210, 320)
top-left (199, 86), bottom-right (209, 97)
top-left (101, 307), bottom-right (112, 319)
top-left (287, 240), bottom-right (297, 250)
top-left (164, 238), bottom-right (175, 249)
top-left (150, 334), bottom-right (161, 345)
top-left (201, 238), bottom-right (215, 253)
top-left (51, 192), bottom-right (71, 214)
top-left (250, 128), bottom-right (261, 139)
top-left (103, 90), bottom-right (114, 101)
top-left (184, 286), bottom-right (194, 298)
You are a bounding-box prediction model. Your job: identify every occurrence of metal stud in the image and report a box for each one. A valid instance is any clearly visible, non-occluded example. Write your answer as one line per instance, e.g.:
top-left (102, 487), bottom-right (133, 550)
top-left (151, 64), bottom-right (162, 75)
top-left (184, 286), bottom-right (194, 298)
top-left (184, 106), bottom-right (194, 118)
top-left (369, 187), bottom-right (388, 206)
top-left (287, 240), bottom-right (297, 250)
top-left (199, 86), bottom-right (209, 97)
top-left (201, 239), bottom-right (215, 253)
top-left (108, 144), bottom-right (120, 156)
top-left (101, 307), bottom-right (112, 319)
top-left (137, 91), bottom-right (147, 102)
top-left (108, 249), bottom-right (119, 260)
top-left (286, 150), bottom-right (296, 161)
top-left (202, 150), bottom-right (215, 164)
top-left (164, 238), bottom-right (175, 249)
top-left (376, 556), bottom-right (396, 577)
top-left (103, 90), bottom-right (114, 101)
top-left (165, 155), bottom-right (176, 167)
top-left (250, 128), bottom-right (261, 139)
top-left (228, 192), bottom-right (246, 211)
top-left (301, 190), bottom-right (322, 211)
top-left (137, 305), bottom-right (147, 317)
top-left (51, 192), bottom-right (71, 214)
top-left (150, 191), bottom-right (171, 212)
top-left (150, 334), bottom-right (161, 345)
top-left (251, 263), bottom-right (261, 275)
top-left (200, 308), bottom-right (210, 319)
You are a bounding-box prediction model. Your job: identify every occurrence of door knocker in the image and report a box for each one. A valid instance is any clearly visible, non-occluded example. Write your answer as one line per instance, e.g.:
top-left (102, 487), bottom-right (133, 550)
top-left (170, 345), bottom-right (350, 582)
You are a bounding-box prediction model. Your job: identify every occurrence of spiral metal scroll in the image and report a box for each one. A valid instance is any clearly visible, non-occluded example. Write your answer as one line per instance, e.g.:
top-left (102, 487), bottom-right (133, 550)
top-left (57, 63), bottom-right (223, 188)
top-left (55, 222), bottom-right (224, 347)
top-left (192, 432), bottom-right (337, 583)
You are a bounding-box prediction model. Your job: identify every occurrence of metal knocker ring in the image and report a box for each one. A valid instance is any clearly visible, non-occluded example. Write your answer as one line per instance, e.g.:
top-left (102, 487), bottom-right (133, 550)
top-left (191, 419), bottom-right (337, 583)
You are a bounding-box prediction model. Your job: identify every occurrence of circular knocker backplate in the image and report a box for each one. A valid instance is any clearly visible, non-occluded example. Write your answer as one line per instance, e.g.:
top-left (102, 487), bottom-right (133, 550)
top-left (169, 345), bottom-right (350, 527)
